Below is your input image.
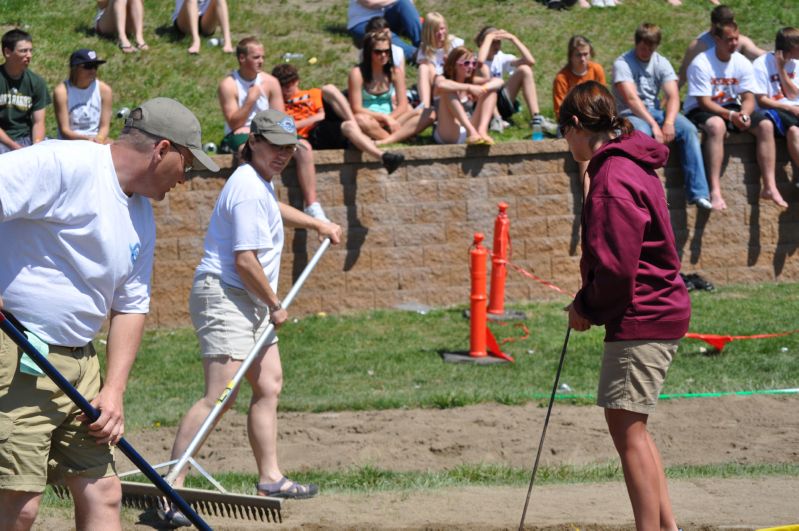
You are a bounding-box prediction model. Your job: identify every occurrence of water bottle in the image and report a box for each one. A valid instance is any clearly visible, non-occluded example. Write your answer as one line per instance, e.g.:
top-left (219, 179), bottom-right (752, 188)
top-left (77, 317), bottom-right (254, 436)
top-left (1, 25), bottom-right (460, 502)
top-left (208, 37), bottom-right (220, 47)
top-left (531, 121), bottom-right (544, 141)
top-left (116, 107), bottom-right (130, 119)
top-left (203, 142), bottom-right (217, 154)
top-left (282, 52), bottom-right (304, 62)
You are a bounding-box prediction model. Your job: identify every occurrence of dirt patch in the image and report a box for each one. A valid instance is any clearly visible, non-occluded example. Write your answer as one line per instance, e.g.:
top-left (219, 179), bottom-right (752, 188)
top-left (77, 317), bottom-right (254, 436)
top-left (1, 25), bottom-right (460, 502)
top-left (38, 395), bottom-right (799, 529)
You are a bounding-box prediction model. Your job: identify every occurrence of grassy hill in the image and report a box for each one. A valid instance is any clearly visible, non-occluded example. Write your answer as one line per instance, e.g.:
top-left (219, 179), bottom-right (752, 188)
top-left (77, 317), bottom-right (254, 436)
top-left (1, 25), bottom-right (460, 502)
top-left (1, 0), bottom-right (795, 145)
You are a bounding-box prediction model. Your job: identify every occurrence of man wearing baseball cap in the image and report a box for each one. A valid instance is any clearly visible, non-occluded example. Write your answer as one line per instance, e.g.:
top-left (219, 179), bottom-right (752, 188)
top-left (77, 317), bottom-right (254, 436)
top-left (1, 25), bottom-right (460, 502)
top-left (161, 108), bottom-right (341, 526)
top-left (0, 97), bottom-right (217, 529)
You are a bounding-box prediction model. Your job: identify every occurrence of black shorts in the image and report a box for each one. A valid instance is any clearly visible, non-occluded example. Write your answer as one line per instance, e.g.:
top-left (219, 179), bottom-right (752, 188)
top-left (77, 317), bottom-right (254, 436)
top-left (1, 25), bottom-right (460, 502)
top-left (756, 108), bottom-right (799, 137)
top-left (173, 18), bottom-right (215, 37)
top-left (497, 86), bottom-right (521, 120)
top-left (686, 103), bottom-right (744, 133)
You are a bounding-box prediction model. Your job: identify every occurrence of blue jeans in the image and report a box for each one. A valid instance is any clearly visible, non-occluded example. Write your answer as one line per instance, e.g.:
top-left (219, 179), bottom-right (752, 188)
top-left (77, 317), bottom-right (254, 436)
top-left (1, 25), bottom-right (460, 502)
top-left (348, 0), bottom-right (421, 61)
top-left (625, 109), bottom-right (710, 203)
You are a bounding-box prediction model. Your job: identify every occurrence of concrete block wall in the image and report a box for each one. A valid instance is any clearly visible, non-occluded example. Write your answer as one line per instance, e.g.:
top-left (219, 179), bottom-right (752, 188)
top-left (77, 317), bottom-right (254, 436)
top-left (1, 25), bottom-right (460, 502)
top-left (149, 135), bottom-right (799, 328)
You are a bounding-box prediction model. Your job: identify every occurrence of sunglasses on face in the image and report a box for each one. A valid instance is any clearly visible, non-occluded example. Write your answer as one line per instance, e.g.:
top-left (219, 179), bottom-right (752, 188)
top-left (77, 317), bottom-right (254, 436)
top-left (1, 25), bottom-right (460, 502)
top-left (457, 60), bottom-right (477, 68)
top-left (266, 140), bottom-right (298, 154)
top-left (80, 63), bottom-right (100, 70)
top-left (372, 48), bottom-right (391, 56)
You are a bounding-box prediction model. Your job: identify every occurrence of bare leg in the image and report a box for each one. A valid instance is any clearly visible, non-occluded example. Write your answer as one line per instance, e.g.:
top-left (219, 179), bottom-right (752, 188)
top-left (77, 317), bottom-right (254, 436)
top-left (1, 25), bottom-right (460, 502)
top-left (127, 0), bottom-right (147, 49)
top-left (176, 0), bottom-right (201, 54)
top-left (699, 117), bottom-right (728, 210)
top-left (0, 490), bottom-right (42, 531)
top-left (751, 119), bottom-right (787, 207)
top-left (417, 64), bottom-right (436, 108)
top-left (245, 344), bottom-right (284, 485)
top-left (340, 120), bottom-right (383, 159)
top-left (472, 92), bottom-right (499, 141)
top-left (202, 0), bottom-right (233, 52)
top-left (645, 431), bottom-right (679, 530)
top-left (355, 113), bottom-right (389, 141)
top-left (505, 64), bottom-right (540, 116)
top-left (375, 108), bottom-right (433, 145)
top-left (110, 0), bottom-right (132, 49)
top-left (293, 139), bottom-right (318, 207)
top-left (322, 84), bottom-right (357, 122)
top-left (438, 93), bottom-right (481, 144)
top-left (67, 476), bottom-right (123, 531)
top-left (605, 408), bottom-right (677, 531)
top-left (168, 357), bottom-right (241, 488)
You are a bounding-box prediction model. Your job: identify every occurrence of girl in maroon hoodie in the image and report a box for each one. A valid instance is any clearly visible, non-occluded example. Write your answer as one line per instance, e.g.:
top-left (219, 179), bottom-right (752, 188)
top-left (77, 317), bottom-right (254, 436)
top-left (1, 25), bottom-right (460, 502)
top-left (559, 81), bottom-right (690, 530)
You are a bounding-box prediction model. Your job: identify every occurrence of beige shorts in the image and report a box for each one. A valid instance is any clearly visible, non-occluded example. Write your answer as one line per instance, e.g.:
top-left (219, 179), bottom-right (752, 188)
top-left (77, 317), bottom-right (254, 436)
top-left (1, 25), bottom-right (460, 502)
top-left (0, 333), bottom-right (115, 492)
top-left (189, 273), bottom-right (277, 361)
top-left (597, 339), bottom-right (679, 415)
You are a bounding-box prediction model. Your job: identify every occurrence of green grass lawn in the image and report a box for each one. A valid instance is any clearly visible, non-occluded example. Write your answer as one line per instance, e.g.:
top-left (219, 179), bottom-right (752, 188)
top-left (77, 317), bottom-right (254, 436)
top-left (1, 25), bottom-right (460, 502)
top-left (107, 282), bottom-right (799, 431)
top-left (3, 0), bottom-right (796, 145)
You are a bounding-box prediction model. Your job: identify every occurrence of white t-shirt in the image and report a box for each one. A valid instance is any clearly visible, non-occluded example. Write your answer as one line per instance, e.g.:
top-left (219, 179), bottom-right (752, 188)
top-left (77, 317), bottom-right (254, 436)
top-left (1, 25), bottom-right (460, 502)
top-left (752, 52), bottom-right (799, 107)
top-left (487, 50), bottom-right (517, 79)
top-left (684, 49), bottom-right (757, 114)
top-left (195, 163), bottom-right (284, 294)
top-left (172, 0), bottom-right (212, 22)
top-left (417, 36), bottom-right (465, 75)
top-left (59, 79), bottom-right (102, 138)
top-left (0, 140), bottom-right (155, 346)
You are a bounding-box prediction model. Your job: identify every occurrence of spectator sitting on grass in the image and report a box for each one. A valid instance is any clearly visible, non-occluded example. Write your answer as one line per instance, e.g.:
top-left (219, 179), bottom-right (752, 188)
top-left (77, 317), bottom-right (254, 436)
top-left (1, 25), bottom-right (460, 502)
top-left (677, 4), bottom-right (765, 87)
top-left (53, 49), bottom-right (112, 143)
top-left (432, 46), bottom-right (503, 145)
top-left (346, 0), bottom-right (421, 63)
top-left (360, 16), bottom-right (405, 71)
top-left (94, 0), bottom-right (148, 53)
top-left (475, 26), bottom-right (556, 135)
top-left (416, 12), bottom-right (464, 110)
top-left (220, 37), bottom-right (327, 220)
top-left (171, 0), bottom-right (234, 55)
top-left (348, 30), bottom-right (426, 146)
top-left (272, 63), bottom-right (405, 174)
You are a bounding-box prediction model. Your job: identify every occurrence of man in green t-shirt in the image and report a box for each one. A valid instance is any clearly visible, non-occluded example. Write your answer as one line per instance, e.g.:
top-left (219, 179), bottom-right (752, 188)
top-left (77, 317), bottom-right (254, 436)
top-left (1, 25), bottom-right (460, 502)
top-left (0, 29), bottom-right (49, 154)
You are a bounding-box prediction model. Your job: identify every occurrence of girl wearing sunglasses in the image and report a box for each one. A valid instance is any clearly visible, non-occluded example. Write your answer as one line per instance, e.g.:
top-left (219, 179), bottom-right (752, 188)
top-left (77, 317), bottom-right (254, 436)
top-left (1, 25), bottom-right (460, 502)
top-left (53, 49), bottom-right (113, 143)
top-left (432, 46), bottom-right (503, 145)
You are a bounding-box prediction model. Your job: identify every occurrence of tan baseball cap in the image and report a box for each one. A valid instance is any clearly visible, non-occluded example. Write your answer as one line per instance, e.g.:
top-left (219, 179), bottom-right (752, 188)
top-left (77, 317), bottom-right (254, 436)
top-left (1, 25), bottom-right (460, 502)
top-left (125, 97), bottom-right (220, 172)
top-left (250, 109), bottom-right (300, 146)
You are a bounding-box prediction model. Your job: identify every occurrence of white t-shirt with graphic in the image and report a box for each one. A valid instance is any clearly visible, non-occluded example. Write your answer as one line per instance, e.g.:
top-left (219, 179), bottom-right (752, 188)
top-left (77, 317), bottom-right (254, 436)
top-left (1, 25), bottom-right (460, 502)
top-left (752, 51), bottom-right (799, 107)
top-left (0, 140), bottom-right (155, 346)
top-left (487, 50), bottom-right (517, 79)
top-left (195, 163), bottom-right (283, 294)
top-left (684, 49), bottom-right (757, 114)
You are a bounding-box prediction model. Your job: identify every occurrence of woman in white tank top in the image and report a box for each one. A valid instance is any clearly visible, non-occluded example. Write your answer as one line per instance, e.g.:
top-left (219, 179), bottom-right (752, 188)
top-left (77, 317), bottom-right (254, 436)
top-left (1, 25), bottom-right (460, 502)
top-left (53, 49), bottom-right (113, 142)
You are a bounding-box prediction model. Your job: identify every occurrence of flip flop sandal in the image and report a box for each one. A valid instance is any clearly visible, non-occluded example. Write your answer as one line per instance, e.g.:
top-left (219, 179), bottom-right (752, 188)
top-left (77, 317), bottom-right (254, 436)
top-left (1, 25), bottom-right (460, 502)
top-left (136, 42), bottom-right (150, 51)
top-left (118, 42), bottom-right (137, 54)
top-left (256, 477), bottom-right (319, 499)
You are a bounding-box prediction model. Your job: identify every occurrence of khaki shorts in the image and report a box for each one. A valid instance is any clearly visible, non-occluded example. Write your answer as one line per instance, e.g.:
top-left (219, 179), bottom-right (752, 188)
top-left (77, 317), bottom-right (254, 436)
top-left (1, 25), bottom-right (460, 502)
top-left (597, 339), bottom-right (679, 415)
top-left (189, 273), bottom-right (277, 361)
top-left (0, 333), bottom-right (115, 492)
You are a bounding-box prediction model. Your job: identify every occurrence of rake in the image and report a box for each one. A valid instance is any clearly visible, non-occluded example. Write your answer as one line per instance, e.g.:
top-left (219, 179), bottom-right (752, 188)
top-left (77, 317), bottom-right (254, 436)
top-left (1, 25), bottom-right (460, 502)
top-left (113, 237), bottom-right (332, 524)
top-left (0, 312), bottom-right (211, 531)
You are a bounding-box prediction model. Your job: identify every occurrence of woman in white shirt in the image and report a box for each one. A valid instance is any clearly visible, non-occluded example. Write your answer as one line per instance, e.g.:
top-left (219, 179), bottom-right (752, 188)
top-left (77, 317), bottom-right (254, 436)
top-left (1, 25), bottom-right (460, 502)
top-left (53, 49), bottom-right (113, 143)
top-left (172, 0), bottom-right (233, 55)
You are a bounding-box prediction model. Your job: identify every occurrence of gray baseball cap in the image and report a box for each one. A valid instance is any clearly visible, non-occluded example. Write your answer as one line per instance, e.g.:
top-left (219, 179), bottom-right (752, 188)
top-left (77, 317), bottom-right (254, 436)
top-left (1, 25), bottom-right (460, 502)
top-left (125, 97), bottom-right (219, 172)
top-left (250, 109), bottom-right (300, 146)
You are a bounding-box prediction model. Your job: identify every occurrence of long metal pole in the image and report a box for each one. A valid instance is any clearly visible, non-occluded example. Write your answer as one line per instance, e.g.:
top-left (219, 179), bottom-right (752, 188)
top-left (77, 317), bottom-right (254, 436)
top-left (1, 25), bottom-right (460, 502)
top-left (0, 313), bottom-right (211, 531)
top-left (165, 238), bottom-right (331, 485)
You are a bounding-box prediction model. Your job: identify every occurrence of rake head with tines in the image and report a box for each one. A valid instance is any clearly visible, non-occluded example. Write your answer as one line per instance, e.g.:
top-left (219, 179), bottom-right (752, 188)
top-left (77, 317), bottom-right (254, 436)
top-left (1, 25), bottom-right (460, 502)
top-left (52, 481), bottom-right (283, 523)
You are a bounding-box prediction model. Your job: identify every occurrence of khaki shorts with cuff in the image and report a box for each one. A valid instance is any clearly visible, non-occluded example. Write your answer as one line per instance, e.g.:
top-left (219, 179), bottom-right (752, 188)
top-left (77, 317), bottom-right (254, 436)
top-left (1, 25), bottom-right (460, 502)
top-left (0, 333), bottom-right (115, 493)
top-left (597, 339), bottom-right (679, 415)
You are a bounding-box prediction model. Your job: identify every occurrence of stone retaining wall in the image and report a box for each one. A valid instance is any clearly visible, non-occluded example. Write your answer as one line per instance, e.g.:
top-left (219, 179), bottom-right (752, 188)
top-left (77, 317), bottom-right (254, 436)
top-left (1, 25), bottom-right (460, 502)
top-left (149, 135), bottom-right (799, 328)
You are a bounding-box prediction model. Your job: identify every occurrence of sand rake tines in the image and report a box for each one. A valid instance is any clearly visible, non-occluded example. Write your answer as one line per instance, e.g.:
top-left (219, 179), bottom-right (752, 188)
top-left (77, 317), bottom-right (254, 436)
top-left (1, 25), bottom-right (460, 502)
top-left (120, 481), bottom-right (283, 522)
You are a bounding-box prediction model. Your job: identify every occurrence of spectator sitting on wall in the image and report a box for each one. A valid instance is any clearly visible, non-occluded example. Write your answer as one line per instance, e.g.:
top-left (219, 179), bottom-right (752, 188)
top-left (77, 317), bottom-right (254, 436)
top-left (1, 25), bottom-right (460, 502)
top-left (677, 4), bottom-right (765, 87)
top-left (53, 49), bottom-right (113, 143)
top-left (749, 27), bottom-right (799, 201)
top-left (613, 23), bottom-right (713, 210)
top-left (171, 0), bottom-right (234, 55)
top-left (475, 26), bottom-right (556, 135)
top-left (0, 29), bottom-right (48, 154)
top-left (346, 0), bottom-right (421, 64)
top-left (272, 63), bottom-right (405, 174)
top-left (219, 37), bottom-right (328, 220)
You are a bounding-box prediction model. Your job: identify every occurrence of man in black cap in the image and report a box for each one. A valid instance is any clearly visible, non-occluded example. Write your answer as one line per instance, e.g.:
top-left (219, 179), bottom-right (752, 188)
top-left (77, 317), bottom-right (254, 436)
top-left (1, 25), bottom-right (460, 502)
top-left (0, 28), bottom-right (49, 153)
top-left (53, 48), bottom-right (113, 142)
top-left (0, 97), bottom-right (218, 530)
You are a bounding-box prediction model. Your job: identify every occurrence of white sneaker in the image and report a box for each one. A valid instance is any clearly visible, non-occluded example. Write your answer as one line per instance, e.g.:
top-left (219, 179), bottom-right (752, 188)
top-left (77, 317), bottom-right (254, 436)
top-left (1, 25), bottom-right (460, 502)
top-left (490, 116), bottom-right (505, 133)
top-left (304, 202), bottom-right (329, 221)
top-left (591, 0), bottom-right (606, 6)
top-left (692, 197), bottom-right (713, 210)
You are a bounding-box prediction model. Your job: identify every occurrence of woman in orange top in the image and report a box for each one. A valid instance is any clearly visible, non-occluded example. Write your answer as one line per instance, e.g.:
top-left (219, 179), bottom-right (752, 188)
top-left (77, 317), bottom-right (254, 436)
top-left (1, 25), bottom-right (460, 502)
top-left (553, 35), bottom-right (606, 196)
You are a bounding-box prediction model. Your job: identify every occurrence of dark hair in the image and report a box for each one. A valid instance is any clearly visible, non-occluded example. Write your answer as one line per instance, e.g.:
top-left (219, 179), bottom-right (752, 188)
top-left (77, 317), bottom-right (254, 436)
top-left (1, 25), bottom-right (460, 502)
top-left (474, 26), bottom-right (497, 47)
top-left (2, 29), bottom-right (32, 53)
top-left (359, 30), bottom-right (394, 84)
top-left (558, 81), bottom-right (633, 137)
top-left (634, 23), bottom-right (661, 46)
top-left (364, 16), bottom-right (389, 34)
top-left (271, 63), bottom-right (299, 88)
top-left (775, 27), bottom-right (799, 53)
top-left (712, 20), bottom-right (738, 39)
top-left (710, 5), bottom-right (734, 25)
top-left (443, 46), bottom-right (474, 82)
top-left (567, 35), bottom-right (594, 63)
top-left (236, 36), bottom-right (261, 60)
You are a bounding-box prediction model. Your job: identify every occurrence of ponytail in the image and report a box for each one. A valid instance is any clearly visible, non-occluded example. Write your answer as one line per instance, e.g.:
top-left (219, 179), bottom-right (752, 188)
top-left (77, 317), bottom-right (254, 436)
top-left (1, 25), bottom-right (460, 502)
top-left (559, 81), bottom-right (631, 137)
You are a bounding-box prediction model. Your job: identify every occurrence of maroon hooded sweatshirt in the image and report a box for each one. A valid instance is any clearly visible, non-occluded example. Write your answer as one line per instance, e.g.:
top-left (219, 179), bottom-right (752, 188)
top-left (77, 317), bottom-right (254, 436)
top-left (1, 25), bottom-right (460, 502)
top-left (572, 130), bottom-right (690, 342)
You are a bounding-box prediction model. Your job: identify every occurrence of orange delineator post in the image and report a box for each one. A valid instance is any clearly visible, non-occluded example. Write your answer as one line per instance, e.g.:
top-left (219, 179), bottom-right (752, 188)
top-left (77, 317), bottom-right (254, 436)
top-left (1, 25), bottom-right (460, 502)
top-left (469, 232), bottom-right (488, 358)
top-left (488, 202), bottom-right (510, 315)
